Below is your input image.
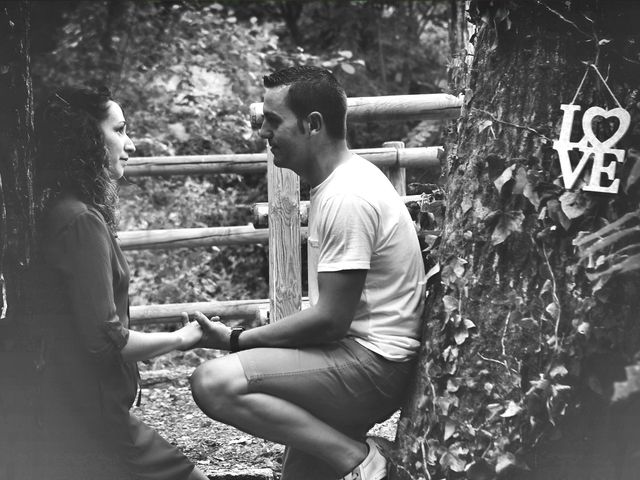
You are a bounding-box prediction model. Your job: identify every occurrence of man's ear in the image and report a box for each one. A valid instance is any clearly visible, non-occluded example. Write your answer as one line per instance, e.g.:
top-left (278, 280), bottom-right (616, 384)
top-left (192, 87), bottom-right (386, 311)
top-left (307, 112), bottom-right (323, 134)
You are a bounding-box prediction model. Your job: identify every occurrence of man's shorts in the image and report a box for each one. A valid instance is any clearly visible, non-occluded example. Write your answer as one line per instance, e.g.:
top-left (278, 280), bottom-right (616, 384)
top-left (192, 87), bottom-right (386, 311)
top-left (236, 337), bottom-right (414, 479)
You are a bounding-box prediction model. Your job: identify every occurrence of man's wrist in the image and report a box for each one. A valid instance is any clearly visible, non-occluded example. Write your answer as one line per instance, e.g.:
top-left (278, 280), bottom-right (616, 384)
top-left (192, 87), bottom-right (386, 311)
top-left (229, 327), bottom-right (244, 352)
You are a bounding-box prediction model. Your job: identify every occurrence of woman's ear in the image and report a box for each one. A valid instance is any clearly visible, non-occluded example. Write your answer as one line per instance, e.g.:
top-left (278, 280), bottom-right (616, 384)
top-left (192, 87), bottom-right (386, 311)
top-left (307, 112), bottom-right (323, 134)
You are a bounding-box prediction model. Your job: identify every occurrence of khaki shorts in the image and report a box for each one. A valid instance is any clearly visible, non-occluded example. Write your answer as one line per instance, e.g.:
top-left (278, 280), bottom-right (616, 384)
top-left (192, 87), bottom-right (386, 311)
top-left (237, 337), bottom-right (414, 480)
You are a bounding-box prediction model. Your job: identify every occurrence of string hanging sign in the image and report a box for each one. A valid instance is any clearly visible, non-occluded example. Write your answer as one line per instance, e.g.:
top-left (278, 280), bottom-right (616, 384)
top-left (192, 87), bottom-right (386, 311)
top-left (552, 64), bottom-right (630, 194)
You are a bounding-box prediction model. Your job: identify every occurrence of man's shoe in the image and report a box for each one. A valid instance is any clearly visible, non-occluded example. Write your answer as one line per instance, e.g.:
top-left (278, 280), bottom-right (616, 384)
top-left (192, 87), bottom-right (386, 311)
top-left (341, 438), bottom-right (387, 480)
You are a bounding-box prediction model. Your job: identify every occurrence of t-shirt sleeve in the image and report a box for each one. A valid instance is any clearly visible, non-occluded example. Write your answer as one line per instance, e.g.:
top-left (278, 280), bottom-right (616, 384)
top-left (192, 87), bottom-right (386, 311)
top-left (47, 209), bottom-right (129, 359)
top-left (316, 193), bottom-right (378, 272)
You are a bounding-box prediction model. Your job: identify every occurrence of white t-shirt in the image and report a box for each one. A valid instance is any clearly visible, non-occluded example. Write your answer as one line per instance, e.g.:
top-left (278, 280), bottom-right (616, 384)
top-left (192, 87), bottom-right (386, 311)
top-left (307, 154), bottom-right (425, 361)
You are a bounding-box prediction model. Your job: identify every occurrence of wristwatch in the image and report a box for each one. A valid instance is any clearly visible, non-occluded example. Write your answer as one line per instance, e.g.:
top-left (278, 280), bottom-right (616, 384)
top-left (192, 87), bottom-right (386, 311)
top-left (229, 327), bottom-right (244, 353)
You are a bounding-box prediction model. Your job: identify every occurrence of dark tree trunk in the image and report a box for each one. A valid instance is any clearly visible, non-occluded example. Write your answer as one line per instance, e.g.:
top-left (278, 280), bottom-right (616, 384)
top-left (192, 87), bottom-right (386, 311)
top-left (392, 1), bottom-right (640, 479)
top-left (0, 0), bottom-right (35, 331)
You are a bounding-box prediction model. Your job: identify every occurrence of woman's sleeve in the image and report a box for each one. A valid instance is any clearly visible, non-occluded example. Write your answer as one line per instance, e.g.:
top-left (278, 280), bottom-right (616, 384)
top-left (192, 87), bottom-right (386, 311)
top-left (49, 209), bottom-right (129, 361)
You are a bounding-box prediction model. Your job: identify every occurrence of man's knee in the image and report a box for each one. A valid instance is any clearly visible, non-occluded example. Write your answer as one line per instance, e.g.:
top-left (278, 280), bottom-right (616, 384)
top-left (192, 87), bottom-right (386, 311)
top-left (189, 355), bottom-right (247, 415)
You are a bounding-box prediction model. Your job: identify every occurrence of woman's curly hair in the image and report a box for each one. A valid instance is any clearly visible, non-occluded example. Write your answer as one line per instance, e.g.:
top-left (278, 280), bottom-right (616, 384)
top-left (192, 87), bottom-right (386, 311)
top-left (36, 86), bottom-right (119, 233)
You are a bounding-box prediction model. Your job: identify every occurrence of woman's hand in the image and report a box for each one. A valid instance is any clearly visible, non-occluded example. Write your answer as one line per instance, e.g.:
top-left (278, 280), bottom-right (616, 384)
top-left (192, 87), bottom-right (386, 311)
top-left (176, 312), bottom-right (204, 351)
top-left (192, 311), bottom-right (231, 350)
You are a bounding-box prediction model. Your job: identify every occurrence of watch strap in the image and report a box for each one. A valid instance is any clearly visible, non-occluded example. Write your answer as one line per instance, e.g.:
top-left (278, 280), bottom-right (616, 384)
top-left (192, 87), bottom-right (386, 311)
top-left (230, 327), bottom-right (244, 353)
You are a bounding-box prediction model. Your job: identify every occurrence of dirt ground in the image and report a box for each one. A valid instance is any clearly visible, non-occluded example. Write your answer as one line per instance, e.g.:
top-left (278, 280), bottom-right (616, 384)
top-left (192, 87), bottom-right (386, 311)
top-left (134, 352), bottom-right (399, 478)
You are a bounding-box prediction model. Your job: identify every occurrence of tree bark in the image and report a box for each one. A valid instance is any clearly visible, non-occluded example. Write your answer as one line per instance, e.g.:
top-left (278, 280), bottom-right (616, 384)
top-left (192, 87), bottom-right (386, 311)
top-left (0, 0), bottom-right (35, 330)
top-left (393, 1), bottom-right (640, 479)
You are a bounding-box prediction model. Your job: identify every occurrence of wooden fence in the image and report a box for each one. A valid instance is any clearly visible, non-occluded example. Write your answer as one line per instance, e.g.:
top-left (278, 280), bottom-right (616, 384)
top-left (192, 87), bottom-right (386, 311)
top-left (127, 93), bottom-right (462, 326)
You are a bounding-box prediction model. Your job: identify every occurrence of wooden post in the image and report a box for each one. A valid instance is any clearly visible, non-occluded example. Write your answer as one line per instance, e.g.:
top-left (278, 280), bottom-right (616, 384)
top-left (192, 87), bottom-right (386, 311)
top-left (266, 145), bottom-right (301, 322)
top-left (382, 141), bottom-right (406, 195)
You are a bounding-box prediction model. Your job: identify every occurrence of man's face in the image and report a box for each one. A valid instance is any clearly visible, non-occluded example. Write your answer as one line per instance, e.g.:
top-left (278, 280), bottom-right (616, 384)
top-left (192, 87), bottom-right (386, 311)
top-left (259, 86), bottom-right (308, 174)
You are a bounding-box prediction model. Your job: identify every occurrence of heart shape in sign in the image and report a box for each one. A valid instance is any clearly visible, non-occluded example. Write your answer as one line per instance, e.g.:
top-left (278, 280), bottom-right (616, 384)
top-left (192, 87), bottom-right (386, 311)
top-left (581, 106), bottom-right (630, 149)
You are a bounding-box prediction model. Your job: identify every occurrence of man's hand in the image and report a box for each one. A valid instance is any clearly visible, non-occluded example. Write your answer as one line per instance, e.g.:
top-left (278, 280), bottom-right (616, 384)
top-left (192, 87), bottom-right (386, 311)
top-left (192, 311), bottom-right (232, 350)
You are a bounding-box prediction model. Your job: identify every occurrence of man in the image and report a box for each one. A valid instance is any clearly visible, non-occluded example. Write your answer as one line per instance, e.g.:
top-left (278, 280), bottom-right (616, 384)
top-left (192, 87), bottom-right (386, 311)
top-left (190, 66), bottom-right (425, 480)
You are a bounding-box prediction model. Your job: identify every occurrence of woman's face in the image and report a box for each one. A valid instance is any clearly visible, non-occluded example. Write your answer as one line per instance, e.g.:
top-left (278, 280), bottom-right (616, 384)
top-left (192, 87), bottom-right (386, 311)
top-left (99, 101), bottom-right (135, 180)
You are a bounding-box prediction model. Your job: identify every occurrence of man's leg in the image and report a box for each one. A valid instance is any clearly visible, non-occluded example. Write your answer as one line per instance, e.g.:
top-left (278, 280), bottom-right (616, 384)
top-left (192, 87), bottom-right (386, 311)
top-left (190, 339), bottom-right (412, 479)
top-left (190, 353), bottom-right (367, 477)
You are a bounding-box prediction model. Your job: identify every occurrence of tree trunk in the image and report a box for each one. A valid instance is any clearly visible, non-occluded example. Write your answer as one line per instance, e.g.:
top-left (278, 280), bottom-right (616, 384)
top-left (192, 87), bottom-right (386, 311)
top-left (393, 1), bottom-right (640, 479)
top-left (0, 0), bottom-right (35, 331)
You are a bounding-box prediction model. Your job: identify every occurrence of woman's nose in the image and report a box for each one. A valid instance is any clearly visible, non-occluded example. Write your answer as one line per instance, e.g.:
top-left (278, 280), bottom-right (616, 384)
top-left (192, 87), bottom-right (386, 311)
top-left (125, 135), bottom-right (136, 153)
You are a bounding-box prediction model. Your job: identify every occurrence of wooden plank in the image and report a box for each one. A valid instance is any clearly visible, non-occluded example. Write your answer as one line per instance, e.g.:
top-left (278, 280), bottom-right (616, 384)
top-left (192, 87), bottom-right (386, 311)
top-left (124, 147), bottom-right (442, 177)
top-left (249, 93), bottom-right (463, 129)
top-left (382, 141), bottom-right (407, 195)
top-left (266, 146), bottom-right (301, 322)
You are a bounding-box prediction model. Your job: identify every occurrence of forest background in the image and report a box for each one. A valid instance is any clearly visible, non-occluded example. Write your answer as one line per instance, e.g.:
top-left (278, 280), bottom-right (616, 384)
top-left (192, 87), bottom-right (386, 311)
top-left (29, 0), bottom-right (449, 310)
top-left (7, 1), bottom-right (640, 479)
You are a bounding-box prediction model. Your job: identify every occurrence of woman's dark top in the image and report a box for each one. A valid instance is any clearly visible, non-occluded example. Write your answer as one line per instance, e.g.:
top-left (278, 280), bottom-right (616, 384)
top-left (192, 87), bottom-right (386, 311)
top-left (17, 194), bottom-right (194, 480)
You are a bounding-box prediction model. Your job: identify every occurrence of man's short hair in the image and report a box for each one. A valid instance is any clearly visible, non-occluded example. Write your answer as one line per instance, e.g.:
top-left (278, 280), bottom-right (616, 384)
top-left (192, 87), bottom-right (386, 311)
top-left (263, 66), bottom-right (347, 140)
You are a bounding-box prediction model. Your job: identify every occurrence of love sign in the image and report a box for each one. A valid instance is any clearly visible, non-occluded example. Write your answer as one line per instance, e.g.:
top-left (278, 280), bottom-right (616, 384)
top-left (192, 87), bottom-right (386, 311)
top-left (552, 104), bottom-right (630, 194)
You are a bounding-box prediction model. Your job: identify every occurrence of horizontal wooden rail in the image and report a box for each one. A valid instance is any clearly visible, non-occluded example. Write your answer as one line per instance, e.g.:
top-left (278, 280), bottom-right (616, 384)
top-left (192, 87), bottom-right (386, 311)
top-left (124, 146), bottom-right (442, 177)
top-left (119, 225), bottom-right (309, 250)
top-left (252, 195), bottom-right (424, 227)
top-left (129, 298), bottom-right (310, 326)
top-left (249, 93), bottom-right (463, 129)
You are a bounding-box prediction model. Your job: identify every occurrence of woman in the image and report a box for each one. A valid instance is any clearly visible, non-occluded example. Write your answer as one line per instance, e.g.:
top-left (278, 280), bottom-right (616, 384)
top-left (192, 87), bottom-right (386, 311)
top-left (21, 86), bottom-right (208, 479)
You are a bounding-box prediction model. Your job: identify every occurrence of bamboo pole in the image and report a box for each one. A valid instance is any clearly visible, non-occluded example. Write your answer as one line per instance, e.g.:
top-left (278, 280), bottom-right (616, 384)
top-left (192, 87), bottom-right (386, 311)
top-left (129, 299), bottom-right (269, 326)
top-left (129, 298), bottom-right (311, 326)
top-left (119, 226), bottom-right (309, 251)
top-left (249, 93), bottom-right (462, 129)
top-left (252, 196), bottom-right (424, 227)
top-left (382, 141), bottom-right (407, 195)
top-left (124, 146), bottom-right (442, 177)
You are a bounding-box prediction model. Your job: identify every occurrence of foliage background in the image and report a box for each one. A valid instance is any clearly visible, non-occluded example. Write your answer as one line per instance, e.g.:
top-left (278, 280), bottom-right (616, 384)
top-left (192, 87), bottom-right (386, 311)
top-left (30, 0), bottom-right (450, 308)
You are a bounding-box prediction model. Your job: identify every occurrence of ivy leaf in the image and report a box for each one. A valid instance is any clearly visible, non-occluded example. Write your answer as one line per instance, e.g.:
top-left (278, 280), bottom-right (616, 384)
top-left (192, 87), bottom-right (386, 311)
top-left (545, 302), bottom-right (559, 319)
top-left (444, 418), bottom-right (456, 440)
top-left (500, 400), bottom-right (522, 418)
top-left (512, 167), bottom-right (527, 195)
top-left (443, 295), bottom-right (459, 314)
top-left (440, 450), bottom-right (466, 472)
top-left (485, 154), bottom-right (506, 180)
top-left (452, 257), bottom-right (467, 277)
top-left (494, 164), bottom-right (515, 194)
top-left (454, 327), bottom-right (469, 345)
top-left (624, 148), bottom-right (640, 193)
top-left (549, 365), bottom-right (568, 378)
top-left (478, 119), bottom-right (493, 133)
top-left (559, 190), bottom-right (587, 219)
top-left (495, 452), bottom-right (517, 474)
top-left (546, 198), bottom-right (571, 230)
top-left (491, 211), bottom-right (524, 245)
top-left (612, 363), bottom-right (640, 403)
top-left (523, 169), bottom-right (541, 208)
top-left (340, 63), bottom-right (356, 74)
top-left (436, 394), bottom-right (459, 415)
top-left (461, 196), bottom-right (473, 214)
top-left (465, 459), bottom-right (494, 480)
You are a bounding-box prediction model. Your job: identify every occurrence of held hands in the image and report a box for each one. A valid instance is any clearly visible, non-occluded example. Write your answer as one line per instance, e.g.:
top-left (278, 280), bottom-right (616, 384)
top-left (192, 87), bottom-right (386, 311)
top-left (192, 311), bottom-right (232, 350)
top-left (176, 312), bottom-right (206, 351)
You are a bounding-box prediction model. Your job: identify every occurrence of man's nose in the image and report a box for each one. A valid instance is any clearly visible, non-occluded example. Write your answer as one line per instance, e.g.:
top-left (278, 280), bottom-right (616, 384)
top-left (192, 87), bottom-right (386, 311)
top-left (258, 123), bottom-right (271, 140)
